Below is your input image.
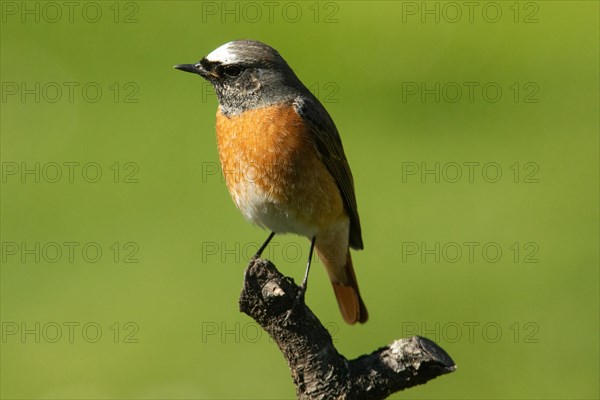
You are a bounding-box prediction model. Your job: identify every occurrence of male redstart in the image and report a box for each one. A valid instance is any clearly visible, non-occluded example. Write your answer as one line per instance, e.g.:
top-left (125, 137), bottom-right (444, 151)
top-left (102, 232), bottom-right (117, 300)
top-left (175, 40), bottom-right (367, 324)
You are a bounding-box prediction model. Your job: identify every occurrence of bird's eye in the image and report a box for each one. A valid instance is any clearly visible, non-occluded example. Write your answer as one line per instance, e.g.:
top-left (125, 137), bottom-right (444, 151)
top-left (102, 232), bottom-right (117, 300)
top-left (223, 65), bottom-right (243, 77)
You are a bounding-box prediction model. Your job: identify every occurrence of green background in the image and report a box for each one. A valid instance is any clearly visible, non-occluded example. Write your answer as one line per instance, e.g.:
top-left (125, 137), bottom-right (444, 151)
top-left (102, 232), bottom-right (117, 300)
top-left (1, 1), bottom-right (598, 399)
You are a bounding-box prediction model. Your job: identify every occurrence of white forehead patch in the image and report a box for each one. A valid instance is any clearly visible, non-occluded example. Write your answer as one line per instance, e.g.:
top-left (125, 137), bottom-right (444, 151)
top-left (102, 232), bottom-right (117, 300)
top-left (205, 42), bottom-right (238, 64)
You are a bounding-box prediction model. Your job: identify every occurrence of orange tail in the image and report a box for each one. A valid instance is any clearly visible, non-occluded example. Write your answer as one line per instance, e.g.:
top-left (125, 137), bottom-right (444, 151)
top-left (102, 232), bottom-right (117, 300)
top-left (330, 252), bottom-right (368, 324)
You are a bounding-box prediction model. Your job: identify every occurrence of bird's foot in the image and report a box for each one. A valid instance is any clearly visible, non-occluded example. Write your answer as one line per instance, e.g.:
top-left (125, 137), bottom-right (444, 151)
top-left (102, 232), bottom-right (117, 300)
top-left (283, 283), bottom-right (307, 324)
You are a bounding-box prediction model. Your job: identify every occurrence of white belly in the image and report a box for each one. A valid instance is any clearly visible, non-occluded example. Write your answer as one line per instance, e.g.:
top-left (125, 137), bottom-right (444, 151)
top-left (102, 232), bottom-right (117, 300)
top-left (230, 179), bottom-right (318, 238)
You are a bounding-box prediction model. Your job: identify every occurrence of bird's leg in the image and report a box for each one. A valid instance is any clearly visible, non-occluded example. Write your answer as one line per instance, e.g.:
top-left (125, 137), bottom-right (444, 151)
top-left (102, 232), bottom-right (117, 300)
top-left (297, 236), bottom-right (316, 299)
top-left (285, 237), bottom-right (316, 323)
top-left (253, 231), bottom-right (275, 260)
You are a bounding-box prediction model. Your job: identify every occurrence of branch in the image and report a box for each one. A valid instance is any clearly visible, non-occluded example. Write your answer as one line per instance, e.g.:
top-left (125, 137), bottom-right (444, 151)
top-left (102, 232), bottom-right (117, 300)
top-left (239, 258), bottom-right (456, 400)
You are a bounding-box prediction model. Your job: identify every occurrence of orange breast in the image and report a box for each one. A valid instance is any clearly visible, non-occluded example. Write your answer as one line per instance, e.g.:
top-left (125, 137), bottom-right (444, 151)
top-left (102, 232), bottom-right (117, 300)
top-left (215, 103), bottom-right (346, 236)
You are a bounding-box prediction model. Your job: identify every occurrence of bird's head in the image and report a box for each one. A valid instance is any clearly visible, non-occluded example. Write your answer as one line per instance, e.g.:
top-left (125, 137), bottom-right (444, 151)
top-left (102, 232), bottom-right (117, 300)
top-left (175, 40), bottom-right (304, 115)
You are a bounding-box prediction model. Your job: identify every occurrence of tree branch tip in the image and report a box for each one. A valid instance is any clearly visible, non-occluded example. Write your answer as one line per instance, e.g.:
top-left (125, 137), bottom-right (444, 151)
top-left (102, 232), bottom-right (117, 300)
top-left (238, 256), bottom-right (456, 399)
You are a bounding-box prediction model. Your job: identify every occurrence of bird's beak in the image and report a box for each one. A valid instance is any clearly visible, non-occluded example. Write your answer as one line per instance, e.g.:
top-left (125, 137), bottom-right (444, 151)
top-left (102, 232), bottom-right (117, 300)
top-left (173, 63), bottom-right (210, 78)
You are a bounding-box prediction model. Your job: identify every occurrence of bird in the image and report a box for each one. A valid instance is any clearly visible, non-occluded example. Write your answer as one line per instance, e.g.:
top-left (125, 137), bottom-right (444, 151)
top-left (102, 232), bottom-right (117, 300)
top-left (174, 40), bottom-right (367, 324)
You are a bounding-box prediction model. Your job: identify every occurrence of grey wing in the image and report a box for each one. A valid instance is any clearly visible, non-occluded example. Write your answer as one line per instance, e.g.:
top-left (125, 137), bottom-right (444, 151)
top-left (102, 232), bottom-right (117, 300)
top-left (293, 96), bottom-right (364, 250)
